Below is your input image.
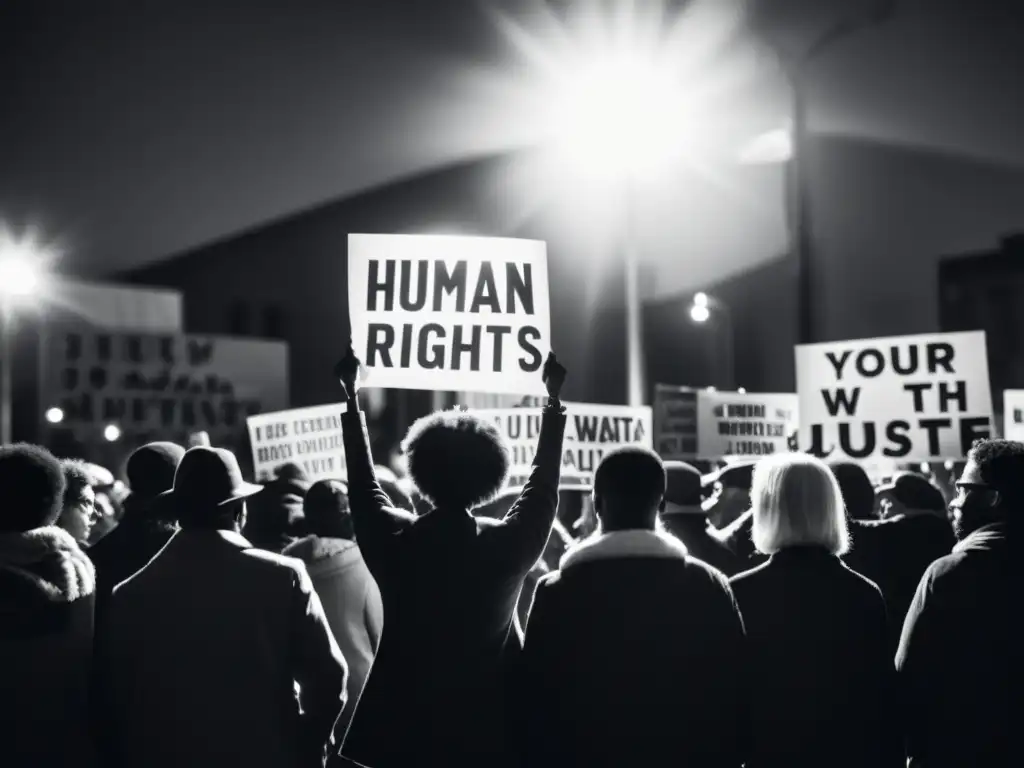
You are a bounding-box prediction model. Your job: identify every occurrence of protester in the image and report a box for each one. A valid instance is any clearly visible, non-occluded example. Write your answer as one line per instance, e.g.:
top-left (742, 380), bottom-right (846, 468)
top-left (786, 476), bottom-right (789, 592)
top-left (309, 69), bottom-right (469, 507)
top-left (704, 461), bottom-right (754, 531)
top-left (244, 461), bottom-right (310, 552)
top-left (730, 453), bottom-right (902, 768)
top-left (334, 348), bottom-right (567, 768)
top-left (94, 446), bottom-right (347, 768)
top-left (88, 442), bottom-right (185, 617)
top-left (0, 444), bottom-right (97, 768)
top-left (519, 447), bottom-right (748, 767)
top-left (284, 479), bottom-right (382, 743)
top-left (897, 439), bottom-right (1020, 768)
top-left (57, 459), bottom-right (98, 545)
top-left (660, 460), bottom-right (746, 576)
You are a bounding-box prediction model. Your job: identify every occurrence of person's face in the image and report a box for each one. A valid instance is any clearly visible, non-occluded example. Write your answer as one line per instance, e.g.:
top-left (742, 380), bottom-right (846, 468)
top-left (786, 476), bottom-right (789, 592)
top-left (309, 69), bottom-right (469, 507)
top-left (61, 485), bottom-right (96, 544)
top-left (949, 460), bottom-right (1000, 540)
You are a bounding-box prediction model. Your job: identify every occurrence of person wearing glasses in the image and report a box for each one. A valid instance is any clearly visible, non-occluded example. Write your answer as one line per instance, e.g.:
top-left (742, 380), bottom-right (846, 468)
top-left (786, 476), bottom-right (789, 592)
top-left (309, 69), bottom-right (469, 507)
top-left (897, 438), bottom-right (1021, 768)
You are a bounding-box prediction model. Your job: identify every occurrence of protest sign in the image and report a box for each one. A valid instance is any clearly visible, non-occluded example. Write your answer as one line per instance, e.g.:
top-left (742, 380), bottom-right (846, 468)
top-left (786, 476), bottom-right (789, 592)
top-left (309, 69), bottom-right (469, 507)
top-left (795, 331), bottom-right (993, 462)
top-left (696, 391), bottom-right (798, 459)
top-left (348, 234), bottom-right (551, 396)
top-left (1004, 390), bottom-right (1024, 442)
top-left (653, 384), bottom-right (699, 460)
top-left (41, 328), bottom-right (289, 448)
top-left (247, 403), bottom-right (347, 482)
top-left (470, 403), bottom-right (652, 491)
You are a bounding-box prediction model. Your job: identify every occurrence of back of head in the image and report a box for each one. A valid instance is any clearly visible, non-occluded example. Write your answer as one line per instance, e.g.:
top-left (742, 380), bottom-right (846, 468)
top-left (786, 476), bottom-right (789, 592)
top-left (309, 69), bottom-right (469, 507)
top-left (401, 409), bottom-right (511, 511)
top-left (828, 460), bottom-right (876, 521)
top-left (0, 443), bottom-right (66, 533)
top-left (752, 453), bottom-right (850, 555)
top-left (887, 472), bottom-right (947, 515)
top-left (593, 446), bottom-right (666, 531)
top-left (662, 461), bottom-right (705, 514)
top-left (303, 479), bottom-right (353, 539)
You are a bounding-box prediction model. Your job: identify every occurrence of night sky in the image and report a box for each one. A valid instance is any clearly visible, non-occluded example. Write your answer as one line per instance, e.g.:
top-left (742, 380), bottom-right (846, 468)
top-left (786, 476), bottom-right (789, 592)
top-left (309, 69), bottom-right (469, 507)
top-left (2, 0), bottom-right (1022, 277)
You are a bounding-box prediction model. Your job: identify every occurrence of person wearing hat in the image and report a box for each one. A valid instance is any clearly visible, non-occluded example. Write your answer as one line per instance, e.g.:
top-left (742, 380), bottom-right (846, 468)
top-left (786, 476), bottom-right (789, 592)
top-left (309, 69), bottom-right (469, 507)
top-left (660, 461), bottom-right (746, 577)
top-left (517, 446), bottom-right (748, 768)
top-left (93, 446), bottom-right (348, 768)
top-left (704, 461), bottom-right (767, 569)
top-left (244, 461), bottom-right (311, 552)
top-left (88, 442), bottom-right (186, 618)
top-left (0, 443), bottom-right (97, 768)
top-left (283, 479), bottom-right (382, 745)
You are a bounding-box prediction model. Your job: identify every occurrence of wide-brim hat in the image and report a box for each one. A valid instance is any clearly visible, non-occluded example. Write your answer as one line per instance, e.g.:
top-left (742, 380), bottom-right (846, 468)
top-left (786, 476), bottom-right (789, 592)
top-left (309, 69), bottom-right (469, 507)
top-left (664, 461), bottom-right (704, 509)
top-left (159, 446), bottom-right (263, 507)
top-left (701, 460), bottom-right (756, 493)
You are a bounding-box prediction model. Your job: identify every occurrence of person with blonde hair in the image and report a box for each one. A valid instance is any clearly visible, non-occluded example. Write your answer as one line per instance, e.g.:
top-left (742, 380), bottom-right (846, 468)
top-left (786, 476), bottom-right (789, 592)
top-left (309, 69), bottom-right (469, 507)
top-left (729, 453), bottom-right (903, 768)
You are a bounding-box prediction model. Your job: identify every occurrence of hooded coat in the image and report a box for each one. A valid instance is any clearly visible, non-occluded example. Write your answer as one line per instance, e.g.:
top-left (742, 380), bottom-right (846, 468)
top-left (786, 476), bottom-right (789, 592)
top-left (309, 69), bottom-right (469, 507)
top-left (897, 523), bottom-right (1017, 768)
top-left (0, 526), bottom-right (97, 768)
top-left (518, 529), bottom-right (749, 768)
top-left (283, 535), bottom-right (382, 742)
top-left (337, 405), bottom-right (566, 768)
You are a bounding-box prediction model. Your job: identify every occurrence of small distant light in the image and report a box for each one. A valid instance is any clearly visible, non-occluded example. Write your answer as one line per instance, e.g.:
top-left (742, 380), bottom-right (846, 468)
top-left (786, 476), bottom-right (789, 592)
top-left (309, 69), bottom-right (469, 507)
top-left (737, 387), bottom-right (746, 394)
top-left (944, 459), bottom-right (955, 471)
top-left (103, 424), bottom-right (121, 442)
top-left (690, 304), bottom-right (710, 323)
top-left (706, 386), bottom-right (717, 392)
top-left (693, 292), bottom-right (708, 308)
top-left (45, 407), bottom-right (64, 424)
top-left (919, 462), bottom-right (930, 474)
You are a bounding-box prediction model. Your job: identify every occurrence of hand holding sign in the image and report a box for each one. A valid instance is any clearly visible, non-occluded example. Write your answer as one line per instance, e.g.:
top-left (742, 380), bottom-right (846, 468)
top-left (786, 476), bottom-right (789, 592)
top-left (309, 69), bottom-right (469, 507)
top-left (334, 345), bottom-right (361, 402)
top-left (542, 353), bottom-right (567, 400)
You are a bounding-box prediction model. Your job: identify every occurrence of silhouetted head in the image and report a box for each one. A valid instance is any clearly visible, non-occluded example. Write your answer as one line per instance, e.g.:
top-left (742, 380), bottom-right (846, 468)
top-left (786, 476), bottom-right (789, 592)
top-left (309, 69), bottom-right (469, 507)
top-left (592, 447), bottom-right (666, 532)
top-left (402, 409), bottom-right (511, 511)
top-left (828, 460), bottom-right (877, 521)
top-left (0, 443), bottom-right (66, 533)
top-left (752, 453), bottom-right (850, 556)
top-left (950, 439), bottom-right (1024, 540)
top-left (303, 479), bottom-right (353, 540)
top-left (164, 447), bottom-right (263, 534)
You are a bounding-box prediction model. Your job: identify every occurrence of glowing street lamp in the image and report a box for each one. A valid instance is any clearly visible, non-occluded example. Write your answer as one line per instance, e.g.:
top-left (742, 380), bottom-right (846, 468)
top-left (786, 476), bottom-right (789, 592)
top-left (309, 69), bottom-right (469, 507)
top-left (104, 424), bottom-right (122, 442)
top-left (45, 407), bottom-right (65, 424)
top-left (688, 292), bottom-right (735, 390)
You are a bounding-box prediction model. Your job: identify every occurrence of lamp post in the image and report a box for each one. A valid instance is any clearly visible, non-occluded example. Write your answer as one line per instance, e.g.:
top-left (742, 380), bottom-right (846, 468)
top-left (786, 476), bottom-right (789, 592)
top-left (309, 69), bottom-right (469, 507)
top-left (0, 252), bottom-right (42, 445)
top-left (689, 292), bottom-right (735, 390)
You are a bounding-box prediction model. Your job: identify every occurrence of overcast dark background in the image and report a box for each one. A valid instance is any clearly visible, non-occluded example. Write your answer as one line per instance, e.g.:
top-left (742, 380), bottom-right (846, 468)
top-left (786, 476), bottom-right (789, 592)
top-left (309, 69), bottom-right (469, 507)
top-left (2, 0), bottom-right (1022, 277)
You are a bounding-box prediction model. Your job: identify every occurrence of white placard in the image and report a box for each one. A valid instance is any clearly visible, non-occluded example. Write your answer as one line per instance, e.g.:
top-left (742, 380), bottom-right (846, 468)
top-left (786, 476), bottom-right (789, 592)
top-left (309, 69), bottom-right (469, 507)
top-left (1004, 390), bottom-right (1024, 442)
top-left (795, 331), bottom-right (993, 462)
top-left (348, 234), bottom-right (551, 395)
top-left (469, 403), bottom-right (652, 491)
top-left (696, 391), bottom-right (799, 459)
top-left (247, 403), bottom-right (347, 483)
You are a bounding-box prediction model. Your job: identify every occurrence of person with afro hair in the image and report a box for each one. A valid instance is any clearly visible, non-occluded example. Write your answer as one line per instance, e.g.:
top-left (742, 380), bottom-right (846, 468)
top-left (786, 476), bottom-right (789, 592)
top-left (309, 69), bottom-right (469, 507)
top-left (0, 444), bottom-right (98, 767)
top-left (333, 346), bottom-right (567, 768)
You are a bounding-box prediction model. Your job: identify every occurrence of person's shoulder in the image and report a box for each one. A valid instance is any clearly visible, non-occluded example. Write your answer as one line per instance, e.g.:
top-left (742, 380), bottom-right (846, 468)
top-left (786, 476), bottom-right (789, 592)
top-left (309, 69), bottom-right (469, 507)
top-left (242, 546), bottom-right (307, 573)
top-left (838, 559), bottom-right (886, 600)
top-left (728, 558), bottom-right (771, 594)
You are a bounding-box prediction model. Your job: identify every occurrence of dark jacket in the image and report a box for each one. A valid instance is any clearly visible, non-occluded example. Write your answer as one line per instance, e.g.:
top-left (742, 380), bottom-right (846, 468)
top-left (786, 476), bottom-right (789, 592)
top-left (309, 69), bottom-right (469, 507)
top-left (518, 529), bottom-right (748, 768)
top-left (338, 404), bottom-right (566, 768)
top-left (715, 509), bottom-right (769, 570)
top-left (730, 547), bottom-right (903, 768)
top-left (0, 526), bottom-right (97, 768)
top-left (897, 523), bottom-right (1017, 768)
top-left (661, 513), bottom-right (746, 576)
top-left (844, 511), bottom-right (955, 652)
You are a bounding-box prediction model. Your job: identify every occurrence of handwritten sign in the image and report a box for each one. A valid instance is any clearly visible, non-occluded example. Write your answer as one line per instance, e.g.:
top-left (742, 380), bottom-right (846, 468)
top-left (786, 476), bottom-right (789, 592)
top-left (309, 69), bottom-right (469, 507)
top-left (1004, 390), bottom-right (1024, 442)
top-left (469, 403), bottom-right (652, 491)
top-left (653, 384), bottom-right (699, 460)
top-left (696, 391), bottom-right (798, 459)
top-left (796, 331), bottom-right (993, 461)
top-left (41, 328), bottom-right (289, 448)
top-left (348, 234), bottom-right (551, 395)
top-left (247, 403), bottom-right (347, 482)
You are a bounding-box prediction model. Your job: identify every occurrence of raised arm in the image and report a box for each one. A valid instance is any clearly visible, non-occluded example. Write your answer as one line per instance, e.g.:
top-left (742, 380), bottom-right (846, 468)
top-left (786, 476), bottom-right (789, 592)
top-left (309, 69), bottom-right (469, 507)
top-left (336, 350), bottom-right (415, 575)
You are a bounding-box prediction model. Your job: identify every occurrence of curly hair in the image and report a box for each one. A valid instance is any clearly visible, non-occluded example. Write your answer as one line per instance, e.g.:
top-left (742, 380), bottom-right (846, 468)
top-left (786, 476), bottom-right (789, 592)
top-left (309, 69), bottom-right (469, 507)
top-left (401, 409), bottom-right (511, 511)
top-left (969, 438), bottom-right (1024, 505)
top-left (61, 459), bottom-right (94, 511)
top-left (0, 443), bottom-right (67, 532)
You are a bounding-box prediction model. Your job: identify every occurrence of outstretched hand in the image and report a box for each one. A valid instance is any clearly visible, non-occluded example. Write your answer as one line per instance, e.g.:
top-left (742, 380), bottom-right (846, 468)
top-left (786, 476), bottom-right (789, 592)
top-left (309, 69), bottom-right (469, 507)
top-left (542, 352), bottom-right (567, 400)
top-left (334, 344), bottom-right (361, 401)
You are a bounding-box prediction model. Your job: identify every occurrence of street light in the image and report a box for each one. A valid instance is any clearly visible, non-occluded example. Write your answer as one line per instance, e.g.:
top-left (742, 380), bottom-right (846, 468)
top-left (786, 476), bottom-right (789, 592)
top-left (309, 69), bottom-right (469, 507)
top-left (45, 407), bottom-right (65, 425)
top-left (103, 424), bottom-right (122, 442)
top-left (688, 292), bottom-right (735, 390)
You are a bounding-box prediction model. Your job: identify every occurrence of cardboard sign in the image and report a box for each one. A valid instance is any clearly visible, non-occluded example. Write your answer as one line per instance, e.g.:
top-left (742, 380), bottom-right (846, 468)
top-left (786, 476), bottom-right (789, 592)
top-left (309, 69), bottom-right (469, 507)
top-left (42, 328), bottom-right (289, 448)
top-left (247, 403), bottom-right (348, 483)
top-left (348, 234), bottom-right (551, 395)
top-left (1004, 390), bottom-right (1024, 442)
top-left (795, 331), bottom-right (993, 461)
top-left (653, 384), bottom-right (699, 460)
top-left (697, 391), bottom-right (799, 459)
top-left (470, 403), bottom-right (652, 490)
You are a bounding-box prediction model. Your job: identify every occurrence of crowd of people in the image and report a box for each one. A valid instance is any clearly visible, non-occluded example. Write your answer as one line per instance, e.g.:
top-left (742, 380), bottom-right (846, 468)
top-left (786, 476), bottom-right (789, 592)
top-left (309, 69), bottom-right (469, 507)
top-left (0, 349), bottom-right (1018, 767)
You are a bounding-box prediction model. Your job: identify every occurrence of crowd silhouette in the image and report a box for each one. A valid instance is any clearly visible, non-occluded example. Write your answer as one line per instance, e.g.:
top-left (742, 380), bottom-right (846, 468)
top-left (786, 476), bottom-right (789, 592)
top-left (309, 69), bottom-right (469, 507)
top-left (1, 349), bottom-right (1019, 767)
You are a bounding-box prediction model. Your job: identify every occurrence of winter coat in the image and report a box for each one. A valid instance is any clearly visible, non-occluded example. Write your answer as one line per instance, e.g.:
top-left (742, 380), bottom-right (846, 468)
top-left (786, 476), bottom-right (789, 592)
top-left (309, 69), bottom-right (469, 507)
top-left (93, 528), bottom-right (348, 768)
top-left (518, 529), bottom-right (749, 768)
top-left (283, 535), bottom-right (382, 741)
top-left (843, 511), bottom-right (955, 652)
top-left (338, 405), bottom-right (566, 768)
top-left (0, 526), bottom-right (97, 768)
top-left (897, 522), bottom-right (1018, 768)
top-left (730, 546), bottom-right (903, 768)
